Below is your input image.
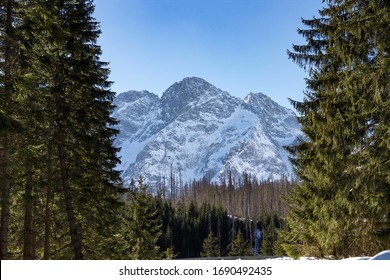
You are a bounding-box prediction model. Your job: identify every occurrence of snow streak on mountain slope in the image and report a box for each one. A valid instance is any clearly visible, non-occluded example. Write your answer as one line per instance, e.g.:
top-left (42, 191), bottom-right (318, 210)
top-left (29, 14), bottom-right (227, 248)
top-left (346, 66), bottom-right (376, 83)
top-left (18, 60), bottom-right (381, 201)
top-left (112, 77), bottom-right (302, 186)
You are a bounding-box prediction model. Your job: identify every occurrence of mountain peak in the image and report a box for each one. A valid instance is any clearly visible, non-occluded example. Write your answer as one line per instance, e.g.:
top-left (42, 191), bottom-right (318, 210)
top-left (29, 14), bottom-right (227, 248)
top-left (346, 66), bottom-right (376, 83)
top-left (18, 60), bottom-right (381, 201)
top-left (181, 76), bottom-right (210, 85)
top-left (115, 90), bottom-right (157, 103)
top-left (160, 77), bottom-right (222, 121)
top-left (243, 92), bottom-right (291, 118)
top-left (162, 77), bottom-right (215, 99)
top-left (244, 92), bottom-right (278, 107)
top-left (244, 92), bottom-right (268, 102)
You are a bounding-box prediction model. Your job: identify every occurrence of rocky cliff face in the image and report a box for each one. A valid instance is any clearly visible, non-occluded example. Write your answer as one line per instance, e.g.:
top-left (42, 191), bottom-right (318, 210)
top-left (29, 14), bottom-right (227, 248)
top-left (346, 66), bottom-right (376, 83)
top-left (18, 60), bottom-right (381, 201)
top-left (112, 77), bottom-right (302, 187)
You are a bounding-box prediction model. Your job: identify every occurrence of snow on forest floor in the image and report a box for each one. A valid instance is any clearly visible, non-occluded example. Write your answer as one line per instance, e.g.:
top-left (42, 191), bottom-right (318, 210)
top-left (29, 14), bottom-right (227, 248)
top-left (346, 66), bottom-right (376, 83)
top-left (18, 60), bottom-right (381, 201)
top-left (193, 250), bottom-right (390, 260)
top-left (272, 250), bottom-right (390, 260)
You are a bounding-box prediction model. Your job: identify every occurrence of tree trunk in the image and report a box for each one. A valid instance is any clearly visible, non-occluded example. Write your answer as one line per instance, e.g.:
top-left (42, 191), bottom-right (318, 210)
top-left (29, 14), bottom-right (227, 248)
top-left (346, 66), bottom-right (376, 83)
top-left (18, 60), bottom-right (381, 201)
top-left (58, 142), bottom-right (83, 259)
top-left (44, 156), bottom-right (53, 260)
top-left (0, 143), bottom-right (11, 260)
top-left (57, 125), bottom-right (82, 259)
top-left (23, 161), bottom-right (34, 259)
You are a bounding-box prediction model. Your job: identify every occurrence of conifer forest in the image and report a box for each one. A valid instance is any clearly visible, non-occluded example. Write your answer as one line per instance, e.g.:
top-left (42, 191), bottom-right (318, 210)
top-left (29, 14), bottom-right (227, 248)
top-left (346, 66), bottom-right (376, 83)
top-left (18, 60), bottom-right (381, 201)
top-left (0, 0), bottom-right (389, 259)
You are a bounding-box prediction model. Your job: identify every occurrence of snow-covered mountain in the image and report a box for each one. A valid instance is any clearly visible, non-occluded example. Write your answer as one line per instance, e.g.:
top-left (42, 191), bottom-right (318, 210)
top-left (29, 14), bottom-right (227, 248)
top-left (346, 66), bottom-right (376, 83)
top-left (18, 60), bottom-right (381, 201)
top-left (112, 77), bottom-right (302, 186)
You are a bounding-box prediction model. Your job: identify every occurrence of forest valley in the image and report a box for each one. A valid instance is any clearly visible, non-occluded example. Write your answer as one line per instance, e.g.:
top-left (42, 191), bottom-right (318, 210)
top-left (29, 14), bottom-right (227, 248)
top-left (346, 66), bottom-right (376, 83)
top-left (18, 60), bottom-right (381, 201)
top-left (122, 175), bottom-right (293, 259)
top-left (1, 0), bottom-right (390, 260)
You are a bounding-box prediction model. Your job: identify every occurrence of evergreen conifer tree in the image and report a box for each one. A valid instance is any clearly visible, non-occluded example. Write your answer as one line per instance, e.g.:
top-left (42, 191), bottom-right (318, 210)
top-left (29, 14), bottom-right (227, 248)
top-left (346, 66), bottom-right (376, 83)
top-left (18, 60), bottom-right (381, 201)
top-left (201, 231), bottom-right (221, 258)
top-left (1, 0), bottom-right (125, 259)
top-left (0, 0), bottom-right (25, 260)
top-left (228, 230), bottom-right (252, 257)
top-left (124, 178), bottom-right (161, 260)
top-left (260, 214), bottom-right (279, 256)
top-left (281, 0), bottom-right (390, 258)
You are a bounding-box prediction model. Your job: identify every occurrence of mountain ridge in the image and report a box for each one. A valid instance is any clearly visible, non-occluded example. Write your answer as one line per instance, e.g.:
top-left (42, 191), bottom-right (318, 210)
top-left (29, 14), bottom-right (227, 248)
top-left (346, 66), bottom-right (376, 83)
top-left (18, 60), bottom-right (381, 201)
top-left (112, 77), bottom-right (302, 188)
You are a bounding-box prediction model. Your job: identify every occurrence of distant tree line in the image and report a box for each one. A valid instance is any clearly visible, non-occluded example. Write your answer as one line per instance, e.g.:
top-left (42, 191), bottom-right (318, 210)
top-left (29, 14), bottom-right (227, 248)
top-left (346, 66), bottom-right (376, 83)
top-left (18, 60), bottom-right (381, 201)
top-left (126, 175), bottom-right (291, 259)
top-left (155, 172), bottom-right (294, 220)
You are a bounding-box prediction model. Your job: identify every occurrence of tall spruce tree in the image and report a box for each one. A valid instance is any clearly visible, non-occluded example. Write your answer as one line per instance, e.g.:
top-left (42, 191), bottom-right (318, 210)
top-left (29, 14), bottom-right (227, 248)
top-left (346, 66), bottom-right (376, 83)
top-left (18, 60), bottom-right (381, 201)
top-left (43, 0), bottom-right (124, 259)
top-left (124, 178), bottom-right (161, 260)
top-left (281, 0), bottom-right (390, 258)
top-left (1, 0), bottom-right (125, 259)
top-left (66, 0), bottom-right (123, 259)
top-left (16, 0), bottom-right (54, 260)
top-left (0, 0), bottom-right (23, 260)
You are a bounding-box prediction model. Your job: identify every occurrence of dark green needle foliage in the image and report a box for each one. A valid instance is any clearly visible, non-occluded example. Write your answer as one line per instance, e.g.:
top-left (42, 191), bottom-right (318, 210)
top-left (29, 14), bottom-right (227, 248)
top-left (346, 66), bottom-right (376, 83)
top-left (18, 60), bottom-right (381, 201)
top-left (280, 0), bottom-right (390, 259)
top-left (228, 230), bottom-right (253, 257)
top-left (0, 0), bottom-right (125, 259)
top-left (124, 178), bottom-right (162, 260)
top-left (201, 231), bottom-right (221, 258)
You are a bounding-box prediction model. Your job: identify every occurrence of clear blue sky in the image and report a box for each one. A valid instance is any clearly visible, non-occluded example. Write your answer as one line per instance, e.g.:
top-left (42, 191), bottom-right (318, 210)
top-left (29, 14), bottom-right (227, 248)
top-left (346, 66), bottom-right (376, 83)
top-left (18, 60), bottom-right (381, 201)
top-left (93, 0), bottom-right (324, 109)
